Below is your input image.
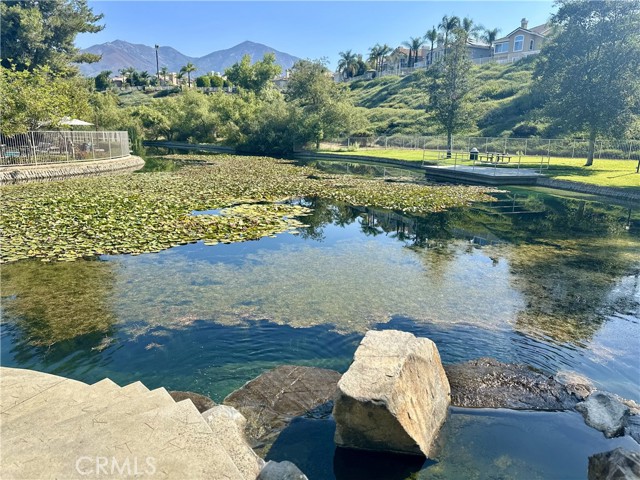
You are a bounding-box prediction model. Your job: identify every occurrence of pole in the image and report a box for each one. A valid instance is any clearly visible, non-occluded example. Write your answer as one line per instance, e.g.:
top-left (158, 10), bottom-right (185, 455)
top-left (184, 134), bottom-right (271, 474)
top-left (155, 45), bottom-right (160, 84)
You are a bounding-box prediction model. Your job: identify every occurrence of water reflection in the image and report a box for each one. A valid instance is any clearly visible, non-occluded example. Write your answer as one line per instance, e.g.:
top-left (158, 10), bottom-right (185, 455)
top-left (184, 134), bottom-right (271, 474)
top-left (0, 258), bottom-right (117, 347)
top-left (1, 188), bottom-right (638, 399)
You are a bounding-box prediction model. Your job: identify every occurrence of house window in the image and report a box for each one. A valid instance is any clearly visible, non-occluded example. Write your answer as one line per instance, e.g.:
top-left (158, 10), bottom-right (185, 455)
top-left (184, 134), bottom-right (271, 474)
top-left (529, 39), bottom-right (535, 50)
top-left (494, 42), bottom-right (509, 54)
top-left (514, 35), bottom-right (524, 52)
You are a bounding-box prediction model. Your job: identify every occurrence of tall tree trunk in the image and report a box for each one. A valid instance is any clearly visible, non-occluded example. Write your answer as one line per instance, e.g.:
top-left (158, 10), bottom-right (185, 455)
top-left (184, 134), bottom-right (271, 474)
top-left (585, 128), bottom-right (597, 166)
top-left (447, 131), bottom-right (453, 158)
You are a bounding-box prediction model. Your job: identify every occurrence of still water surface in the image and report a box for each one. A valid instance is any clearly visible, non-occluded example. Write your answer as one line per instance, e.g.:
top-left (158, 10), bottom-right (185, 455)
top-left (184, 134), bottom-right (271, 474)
top-left (1, 163), bottom-right (639, 478)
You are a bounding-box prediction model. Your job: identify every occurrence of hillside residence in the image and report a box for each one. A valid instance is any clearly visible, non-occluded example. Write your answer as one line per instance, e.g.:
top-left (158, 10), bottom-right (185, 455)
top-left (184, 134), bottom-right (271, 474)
top-left (492, 18), bottom-right (551, 63)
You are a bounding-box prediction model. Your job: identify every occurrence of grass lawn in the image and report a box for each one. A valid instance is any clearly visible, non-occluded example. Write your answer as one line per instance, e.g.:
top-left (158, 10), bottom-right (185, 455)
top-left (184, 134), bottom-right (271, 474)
top-left (320, 148), bottom-right (640, 189)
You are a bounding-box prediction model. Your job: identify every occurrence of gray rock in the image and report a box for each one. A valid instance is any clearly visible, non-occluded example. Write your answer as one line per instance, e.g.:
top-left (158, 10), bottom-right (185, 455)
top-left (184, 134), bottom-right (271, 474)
top-left (444, 357), bottom-right (577, 410)
top-left (627, 415), bottom-right (640, 445)
top-left (576, 392), bottom-right (630, 438)
top-left (588, 448), bottom-right (640, 480)
top-left (258, 460), bottom-right (308, 480)
top-left (554, 370), bottom-right (595, 401)
top-left (333, 330), bottom-right (450, 457)
top-left (169, 390), bottom-right (216, 413)
top-left (224, 365), bottom-right (341, 453)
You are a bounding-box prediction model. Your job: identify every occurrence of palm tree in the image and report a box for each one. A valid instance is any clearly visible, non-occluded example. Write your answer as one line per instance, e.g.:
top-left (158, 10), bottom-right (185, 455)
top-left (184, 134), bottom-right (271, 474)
top-left (461, 16), bottom-right (483, 42)
top-left (159, 66), bottom-right (169, 85)
top-left (425, 26), bottom-right (438, 65)
top-left (438, 15), bottom-right (460, 58)
top-left (119, 66), bottom-right (136, 87)
top-left (378, 44), bottom-right (392, 72)
top-left (138, 70), bottom-right (151, 86)
top-left (368, 44), bottom-right (393, 73)
top-left (402, 36), bottom-right (425, 68)
top-left (337, 50), bottom-right (359, 79)
top-left (481, 28), bottom-right (501, 58)
top-left (368, 44), bottom-right (382, 71)
top-left (180, 62), bottom-right (197, 88)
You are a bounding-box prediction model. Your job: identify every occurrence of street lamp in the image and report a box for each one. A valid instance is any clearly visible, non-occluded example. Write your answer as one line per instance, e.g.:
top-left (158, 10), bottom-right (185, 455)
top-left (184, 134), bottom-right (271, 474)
top-left (155, 44), bottom-right (160, 85)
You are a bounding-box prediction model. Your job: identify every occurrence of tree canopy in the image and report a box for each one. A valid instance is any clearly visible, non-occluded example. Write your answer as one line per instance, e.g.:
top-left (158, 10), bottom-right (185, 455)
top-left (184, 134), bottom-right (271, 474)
top-left (533, 0), bottom-right (640, 165)
top-left (224, 53), bottom-right (281, 93)
top-left (0, 0), bottom-right (104, 73)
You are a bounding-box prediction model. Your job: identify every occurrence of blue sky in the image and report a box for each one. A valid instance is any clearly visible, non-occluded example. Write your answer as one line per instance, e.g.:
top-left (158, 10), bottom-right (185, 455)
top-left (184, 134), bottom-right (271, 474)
top-left (77, 1), bottom-right (555, 69)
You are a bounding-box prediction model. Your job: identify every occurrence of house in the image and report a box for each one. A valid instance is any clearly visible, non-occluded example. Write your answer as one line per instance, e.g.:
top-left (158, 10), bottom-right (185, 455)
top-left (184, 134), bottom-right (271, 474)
top-left (492, 18), bottom-right (551, 63)
top-left (428, 40), bottom-right (491, 65)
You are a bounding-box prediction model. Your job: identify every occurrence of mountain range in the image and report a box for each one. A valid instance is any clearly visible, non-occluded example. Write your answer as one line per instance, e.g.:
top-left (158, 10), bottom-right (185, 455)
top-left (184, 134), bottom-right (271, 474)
top-left (78, 40), bottom-right (300, 77)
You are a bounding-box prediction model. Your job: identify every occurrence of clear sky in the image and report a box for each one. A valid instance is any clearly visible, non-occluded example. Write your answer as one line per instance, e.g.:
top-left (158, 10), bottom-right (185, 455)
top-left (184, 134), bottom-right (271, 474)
top-left (76, 1), bottom-right (555, 70)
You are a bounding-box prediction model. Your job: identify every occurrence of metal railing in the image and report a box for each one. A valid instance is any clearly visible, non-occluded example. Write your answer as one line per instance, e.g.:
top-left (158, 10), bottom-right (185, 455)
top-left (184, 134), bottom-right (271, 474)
top-left (0, 131), bottom-right (130, 167)
top-left (332, 135), bottom-right (640, 161)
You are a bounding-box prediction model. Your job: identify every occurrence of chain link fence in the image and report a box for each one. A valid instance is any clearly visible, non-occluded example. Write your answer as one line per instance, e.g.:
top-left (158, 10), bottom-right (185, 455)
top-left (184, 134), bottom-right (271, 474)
top-left (0, 131), bottom-right (130, 167)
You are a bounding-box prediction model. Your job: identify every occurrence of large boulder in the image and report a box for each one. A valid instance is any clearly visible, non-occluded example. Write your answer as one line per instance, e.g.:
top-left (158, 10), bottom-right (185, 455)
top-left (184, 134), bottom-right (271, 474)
top-left (169, 390), bottom-right (216, 413)
top-left (445, 357), bottom-right (577, 410)
top-left (333, 330), bottom-right (450, 457)
top-left (576, 391), bottom-right (630, 438)
top-left (588, 448), bottom-right (640, 480)
top-left (224, 365), bottom-right (341, 453)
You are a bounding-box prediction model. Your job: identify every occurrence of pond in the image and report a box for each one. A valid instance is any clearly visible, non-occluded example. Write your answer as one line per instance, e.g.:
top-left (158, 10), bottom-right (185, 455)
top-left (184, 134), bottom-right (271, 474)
top-left (1, 158), bottom-right (639, 479)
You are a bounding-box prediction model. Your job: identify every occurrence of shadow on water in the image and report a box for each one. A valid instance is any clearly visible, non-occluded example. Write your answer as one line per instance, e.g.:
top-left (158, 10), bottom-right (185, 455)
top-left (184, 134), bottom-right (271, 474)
top-left (265, 408), bottom-right (638, 480)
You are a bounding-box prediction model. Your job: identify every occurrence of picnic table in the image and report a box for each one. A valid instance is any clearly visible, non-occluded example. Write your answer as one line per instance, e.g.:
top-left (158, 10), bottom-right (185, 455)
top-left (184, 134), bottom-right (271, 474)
top-left (477, 153), bottom-right (512, 164)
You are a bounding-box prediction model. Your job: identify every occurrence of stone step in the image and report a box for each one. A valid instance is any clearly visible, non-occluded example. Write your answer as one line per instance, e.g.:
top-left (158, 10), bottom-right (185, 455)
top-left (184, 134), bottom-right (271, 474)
top-left (5, 400), bottom-right (245, 479)
top-left (0, 367), bottom-right (89, 413)
top-left (1, 377), bottom-right (136, 437)
top-left (0, 368), bottom-right (259, 479)
top-left (4, 386), bottom-right (175, 446)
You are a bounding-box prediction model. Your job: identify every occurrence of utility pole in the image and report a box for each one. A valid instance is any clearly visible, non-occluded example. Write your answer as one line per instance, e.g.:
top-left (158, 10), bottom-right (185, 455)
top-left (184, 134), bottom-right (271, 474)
top-left (155, 44), bottom-right (160, 85)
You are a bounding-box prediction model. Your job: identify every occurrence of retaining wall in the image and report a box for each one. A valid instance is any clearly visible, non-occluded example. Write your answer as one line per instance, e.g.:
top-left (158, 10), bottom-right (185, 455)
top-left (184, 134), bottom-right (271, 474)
top-left (0, 156), bottom-right (145, 184)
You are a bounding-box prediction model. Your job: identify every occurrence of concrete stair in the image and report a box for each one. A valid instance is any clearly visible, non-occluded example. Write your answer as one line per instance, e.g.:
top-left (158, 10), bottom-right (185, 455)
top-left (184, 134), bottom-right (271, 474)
top-left (0, 367), bottom-right (264, 479)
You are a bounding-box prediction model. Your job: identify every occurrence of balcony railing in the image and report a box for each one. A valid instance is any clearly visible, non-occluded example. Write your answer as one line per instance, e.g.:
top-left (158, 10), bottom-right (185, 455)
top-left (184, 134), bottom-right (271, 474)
top-left (0, 131), bottom-right (130, 167)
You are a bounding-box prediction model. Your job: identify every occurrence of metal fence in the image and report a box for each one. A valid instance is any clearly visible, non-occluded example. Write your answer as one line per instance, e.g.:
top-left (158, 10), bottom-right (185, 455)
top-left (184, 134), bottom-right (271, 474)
top-left (0, 131), bottom-right (130, 167)
top-left (333, 135), bottom-right (640, 161)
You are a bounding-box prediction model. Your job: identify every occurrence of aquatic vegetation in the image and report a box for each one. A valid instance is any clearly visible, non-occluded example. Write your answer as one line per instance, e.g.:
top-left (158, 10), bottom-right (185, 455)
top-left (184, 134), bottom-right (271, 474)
top-left (0, 155), bottom-right (493, 263)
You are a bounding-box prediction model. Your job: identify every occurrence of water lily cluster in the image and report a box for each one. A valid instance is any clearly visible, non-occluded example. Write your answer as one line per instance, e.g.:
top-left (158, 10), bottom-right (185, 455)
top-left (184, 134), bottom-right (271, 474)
top-left (1, 155), bottom-right (493, 263)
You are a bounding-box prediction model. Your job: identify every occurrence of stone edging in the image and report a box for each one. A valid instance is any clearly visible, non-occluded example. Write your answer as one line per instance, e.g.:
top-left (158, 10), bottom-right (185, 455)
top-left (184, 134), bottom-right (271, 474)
top-left (536, 177), bottom-right (640, 202)
top-left (0, 156), bottom-right (145, 184)
top-left (297, 151), bottom-right (639, 201)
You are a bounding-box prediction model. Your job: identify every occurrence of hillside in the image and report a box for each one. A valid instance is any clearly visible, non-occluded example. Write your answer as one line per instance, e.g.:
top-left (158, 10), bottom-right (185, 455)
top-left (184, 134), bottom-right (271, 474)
top-left (348, 57), bottom-right (541, 138)
top-left (78, 40), bottom-right (300, 77)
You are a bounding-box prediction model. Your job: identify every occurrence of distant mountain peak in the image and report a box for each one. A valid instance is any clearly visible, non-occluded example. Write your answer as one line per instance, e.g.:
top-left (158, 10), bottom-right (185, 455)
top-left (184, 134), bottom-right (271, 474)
top-left (77, 40), bottom-right (300, 77)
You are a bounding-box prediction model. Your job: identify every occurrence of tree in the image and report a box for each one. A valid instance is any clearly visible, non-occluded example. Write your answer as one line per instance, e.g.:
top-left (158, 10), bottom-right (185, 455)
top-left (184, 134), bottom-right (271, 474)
top-left (286, 59), bottom-right (369, 149)
top-left (481, 28), bottom-right (501, 58)
top-left (368, 44), bottom-right (392, 73)
top-left (337, 50), bottom-right (359, 79)
top-left (224, 53), bottom-right (281, 92)
top-left (461, 16), bottom-right (483, 42)
top-left (196, 75), bottom-right (211, 88)
top-left (160, 66), bottom-right (169, 85)
top-left (1, 65), bottom-right (91, 135)
top-left (120, 67), bottom-right (136, 87)
top-left (0, 0), bottom-right (104, 73)
top-left (426, 30), bottom-right (476, 154)
top-left (533, 0), bottom-right (640, 166)
top-left (180, 62), bottom-right (197, 88)
top-left (425, 27), bottom-right (438, 65)
top-left (438, 15), bottom-right (460, 59)
top-left (403, 36), bottom-right (425, 68)
top-left (94, 70), bottom-right (111, 91)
